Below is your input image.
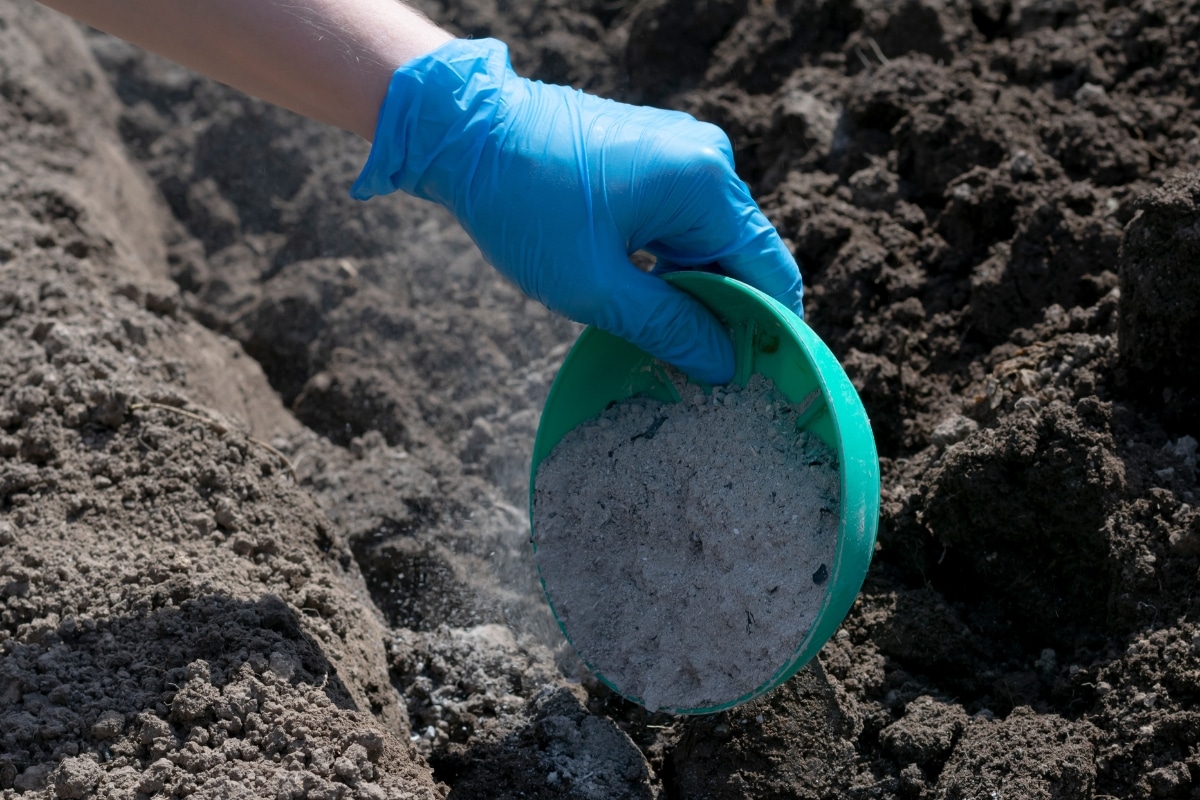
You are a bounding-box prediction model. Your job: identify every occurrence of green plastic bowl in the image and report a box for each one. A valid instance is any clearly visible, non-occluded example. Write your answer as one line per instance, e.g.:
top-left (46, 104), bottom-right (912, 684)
top-left (530, 271), bottom-right (880, 714)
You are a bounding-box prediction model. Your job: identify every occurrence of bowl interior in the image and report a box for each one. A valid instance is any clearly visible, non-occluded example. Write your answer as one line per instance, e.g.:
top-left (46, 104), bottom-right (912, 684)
top-left (530, 271), bottom-right (880, 713)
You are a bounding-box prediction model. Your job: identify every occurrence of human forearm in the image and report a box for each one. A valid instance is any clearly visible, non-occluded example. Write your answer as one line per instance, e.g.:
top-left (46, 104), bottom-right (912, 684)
top-left (38, 0), bottom-right (451, 139)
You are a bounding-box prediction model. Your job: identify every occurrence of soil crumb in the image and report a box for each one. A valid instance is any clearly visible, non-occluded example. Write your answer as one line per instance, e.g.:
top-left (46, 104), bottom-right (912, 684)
top-left (533, 374), bottom-right (840, 711)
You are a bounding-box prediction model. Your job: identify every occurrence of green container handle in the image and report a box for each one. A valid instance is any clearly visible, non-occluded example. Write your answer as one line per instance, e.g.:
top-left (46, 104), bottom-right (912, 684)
top-left (530, 272), bottom-right (880, 714)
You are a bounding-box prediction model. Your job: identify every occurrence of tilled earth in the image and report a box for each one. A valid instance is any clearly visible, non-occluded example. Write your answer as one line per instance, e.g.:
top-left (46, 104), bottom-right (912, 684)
top-left (2, 0), bottom-right (1200, 798)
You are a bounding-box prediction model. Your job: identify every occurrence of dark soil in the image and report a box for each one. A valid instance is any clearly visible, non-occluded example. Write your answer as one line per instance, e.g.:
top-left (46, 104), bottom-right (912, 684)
top-left (3, 0), bottom-right (1200, 798)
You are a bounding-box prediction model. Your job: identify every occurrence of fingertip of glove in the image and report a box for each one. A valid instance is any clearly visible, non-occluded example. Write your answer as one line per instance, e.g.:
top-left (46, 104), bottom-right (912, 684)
top-left (595, 276), bottom-right (736, 386)
top-left (773, 277), bottom-right (805, 321)
top-left (681, 355), bottom-right (736, 387)
top-left (665, 332), bottom-right (735, 385)
top-left (652, 308), bottom-right (736, 386)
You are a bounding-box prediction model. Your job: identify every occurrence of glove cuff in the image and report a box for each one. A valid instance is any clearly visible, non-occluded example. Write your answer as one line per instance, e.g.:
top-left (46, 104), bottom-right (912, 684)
top-left (350, 37), bottom-right (514, 208)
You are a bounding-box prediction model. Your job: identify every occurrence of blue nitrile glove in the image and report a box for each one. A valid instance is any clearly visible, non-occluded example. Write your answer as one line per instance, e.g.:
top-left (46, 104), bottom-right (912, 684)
top-left (351, 38), bottom-right (803, 385)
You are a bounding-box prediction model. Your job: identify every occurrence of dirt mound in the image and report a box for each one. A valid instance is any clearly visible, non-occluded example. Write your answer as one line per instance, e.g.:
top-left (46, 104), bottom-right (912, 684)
top-left (1, 8), bottom-right (441, 798)
top-left (4, 0), bottom-right (1200, 798)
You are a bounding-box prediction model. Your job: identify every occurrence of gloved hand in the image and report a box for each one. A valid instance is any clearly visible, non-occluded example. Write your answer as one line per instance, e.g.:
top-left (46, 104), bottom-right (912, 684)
top-left (351, 38), bottom-right (803, 385)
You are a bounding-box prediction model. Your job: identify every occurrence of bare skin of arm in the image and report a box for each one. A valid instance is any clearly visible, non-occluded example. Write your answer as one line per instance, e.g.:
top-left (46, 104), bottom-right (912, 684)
top-left (37, 0), bottom-right (453, 140)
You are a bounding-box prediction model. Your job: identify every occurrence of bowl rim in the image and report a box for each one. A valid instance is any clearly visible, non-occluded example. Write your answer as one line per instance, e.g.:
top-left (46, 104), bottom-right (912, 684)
top-left (529, 272), bottom-right (880, 714)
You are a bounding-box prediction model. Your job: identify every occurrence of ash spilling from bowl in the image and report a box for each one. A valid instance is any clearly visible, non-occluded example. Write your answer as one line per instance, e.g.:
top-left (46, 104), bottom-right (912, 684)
top-left (533, 373), bottom-right (840, 711)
